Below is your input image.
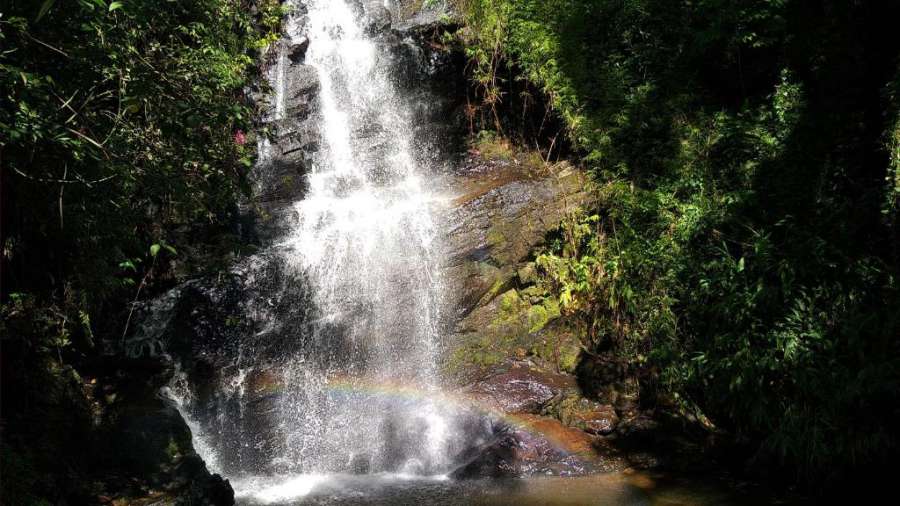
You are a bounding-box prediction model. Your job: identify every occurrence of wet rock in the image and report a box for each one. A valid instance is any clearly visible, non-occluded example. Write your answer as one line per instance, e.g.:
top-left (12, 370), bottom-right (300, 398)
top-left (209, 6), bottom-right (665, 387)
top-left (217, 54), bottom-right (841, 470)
top-left (288, 37), bottom-right (310, 63)
top-left (463, 363), bottom-right (577, 414)
top-left (392, 0), bottom-right (459, 32)
top-left (450, 413), bottom-right (626, 479)
top-left (363, 1), bottom-right (392, 35)
top-left (579, 404), bottom-right (619, 435)
top-left (173, 455), bottom-right (235, 506)
top-left (509, 415), bottom-right (624, 476)
top-left (442, 158), bottom-right (591, 319)
top-left (286, 64), bottom-right (320, 103)
top-left (92, 357), bottom-right (235, 505)
top-left (449, 429), bottom-right (519, 479)
top-left (546, 393), bottom-right (620, 435)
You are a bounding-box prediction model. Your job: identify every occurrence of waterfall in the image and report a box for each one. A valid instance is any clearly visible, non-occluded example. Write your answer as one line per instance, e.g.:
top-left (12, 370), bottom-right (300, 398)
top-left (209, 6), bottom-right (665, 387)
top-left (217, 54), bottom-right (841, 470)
top-left (157, 1), bottom-right (486, 499)
top-left (274, 0), bottom-right (451, 474)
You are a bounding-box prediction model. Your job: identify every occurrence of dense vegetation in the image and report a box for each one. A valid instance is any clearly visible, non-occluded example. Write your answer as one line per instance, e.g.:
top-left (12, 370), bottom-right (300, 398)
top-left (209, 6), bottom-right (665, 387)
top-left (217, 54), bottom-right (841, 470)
top-left (1, 0), bottom-right (280, 502)
top-left (3, 0), bottom-right (899, 500)
top-left (457, 0), bottom-right (900, 491)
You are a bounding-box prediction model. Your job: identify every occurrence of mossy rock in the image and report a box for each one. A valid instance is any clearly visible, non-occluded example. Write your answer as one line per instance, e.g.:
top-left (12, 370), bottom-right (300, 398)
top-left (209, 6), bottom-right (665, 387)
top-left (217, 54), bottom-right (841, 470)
top-left (529, 315), bottom-right (581, 373)
top-left (545, 392), bottom-right (620, 435)
top-left (527, 305), bottom-right (550, 333)
top-left (531, 334), bottom-right (581, 374)
top-left (451, 289), bottom-right (568, 374)
top-left (517, 262), bottom-right (538, 285)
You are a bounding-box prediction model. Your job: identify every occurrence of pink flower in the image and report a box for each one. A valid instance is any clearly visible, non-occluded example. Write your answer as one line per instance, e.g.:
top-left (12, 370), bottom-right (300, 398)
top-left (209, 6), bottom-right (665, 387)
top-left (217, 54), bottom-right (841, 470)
top-left (234, 130), bottom-right (246, 146)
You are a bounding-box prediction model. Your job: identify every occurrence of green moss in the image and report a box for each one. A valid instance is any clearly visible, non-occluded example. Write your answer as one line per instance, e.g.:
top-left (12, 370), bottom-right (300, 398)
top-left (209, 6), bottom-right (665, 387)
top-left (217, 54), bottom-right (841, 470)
top-left (474, 130), bottom-right (515, 160)
top-left (480, 274), bottom-right (507, 303)
top-left (498, 289), bottom-right (521, 313)
top-left (530, 330), bottom-right (581, 373)
top-left (453, 290), bottom-right (570, 373)
top-left (543, 296), bottom-right (561, 320)
top-left (527, 304), bottom-right (549, 333)
top-left (557, 340), bottom-right (581, 373)
top-left (446, 336), bottom-right (506, 374)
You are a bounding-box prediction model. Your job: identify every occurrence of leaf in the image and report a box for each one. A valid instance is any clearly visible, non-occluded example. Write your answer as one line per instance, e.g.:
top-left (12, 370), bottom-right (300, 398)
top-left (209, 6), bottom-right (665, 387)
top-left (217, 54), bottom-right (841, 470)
top-left (119, 260), bottom-right (136, 271)
top-left (36, 0), bottom-right (57, 22)
top-left (163, 244), bottom-right (177, 256)
top-left (150, 243), bottom-right (161, 257)
top-left (737, 257), bottom-right (745, 272)
top-left (108, 1), bottom-right (123, 12)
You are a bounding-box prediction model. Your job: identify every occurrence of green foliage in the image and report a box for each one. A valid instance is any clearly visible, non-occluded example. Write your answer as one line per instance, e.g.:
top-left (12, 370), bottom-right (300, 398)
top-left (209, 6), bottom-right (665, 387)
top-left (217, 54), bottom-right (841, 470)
top-left (460, 0), bottom-right (900, 489)
top-left (1, 1), bottom-right (281, 501)
top-left (1, 0), bottom-right (281, 335)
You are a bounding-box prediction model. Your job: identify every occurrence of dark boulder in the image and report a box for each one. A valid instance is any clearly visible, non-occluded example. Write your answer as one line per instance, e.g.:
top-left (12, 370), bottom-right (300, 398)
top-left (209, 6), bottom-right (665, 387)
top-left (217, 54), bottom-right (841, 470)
top-left (288, 37), bottom-right (310, 63)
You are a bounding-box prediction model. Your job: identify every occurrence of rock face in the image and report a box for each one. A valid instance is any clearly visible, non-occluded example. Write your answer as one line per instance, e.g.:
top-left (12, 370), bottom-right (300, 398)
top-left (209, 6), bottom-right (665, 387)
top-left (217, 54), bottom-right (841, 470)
top-left (436, 152), bottom-right (592, 396)
top-left (463, 362), bottom-right (578, 414)
top-left (243, 4), bottom-right (466, 244)
top-left (442, 155), bottom-right (590, 319)
top-left (88, 358), bottom-right (235, 505)
top-left (433, 148), bottom-right (626, 477)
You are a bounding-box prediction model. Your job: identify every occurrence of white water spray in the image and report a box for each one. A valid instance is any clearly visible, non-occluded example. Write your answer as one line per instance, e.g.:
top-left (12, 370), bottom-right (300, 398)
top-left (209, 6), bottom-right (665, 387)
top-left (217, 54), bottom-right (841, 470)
top-left (274, 0), bottom-right (450, 474)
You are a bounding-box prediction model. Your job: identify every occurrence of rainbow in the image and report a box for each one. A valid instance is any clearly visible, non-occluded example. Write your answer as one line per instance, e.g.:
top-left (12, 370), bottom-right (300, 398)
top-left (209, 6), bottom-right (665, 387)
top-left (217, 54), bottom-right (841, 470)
top-left (249, 372), bottom-right (600, 461)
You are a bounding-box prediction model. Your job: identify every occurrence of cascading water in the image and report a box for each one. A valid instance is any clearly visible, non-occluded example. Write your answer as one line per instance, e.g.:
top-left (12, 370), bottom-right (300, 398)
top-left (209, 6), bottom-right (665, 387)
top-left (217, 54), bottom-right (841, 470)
top-left (157, 1), bottom-right (491, 502)
top-left (273, 0), bottom-right (451, 475)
